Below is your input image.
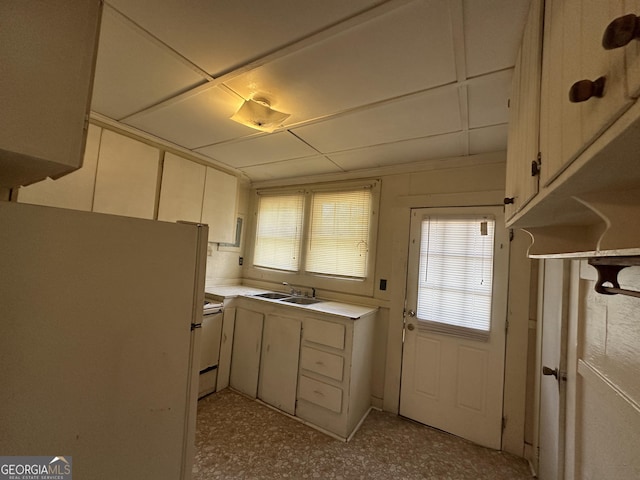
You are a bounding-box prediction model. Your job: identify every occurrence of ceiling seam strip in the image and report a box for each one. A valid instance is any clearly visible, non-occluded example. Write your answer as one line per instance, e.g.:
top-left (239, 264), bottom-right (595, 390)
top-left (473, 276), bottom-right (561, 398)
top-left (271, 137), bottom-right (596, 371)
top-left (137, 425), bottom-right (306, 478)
top-left (118, 0), bottom-right (418, 123)
top-left (103, 3), bottom-right (214, 82)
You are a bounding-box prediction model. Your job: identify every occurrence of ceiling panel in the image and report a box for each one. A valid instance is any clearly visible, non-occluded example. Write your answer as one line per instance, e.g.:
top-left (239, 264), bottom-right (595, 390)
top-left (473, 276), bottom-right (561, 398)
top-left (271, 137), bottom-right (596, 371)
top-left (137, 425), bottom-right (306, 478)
top-left (91, 7), bottom-right (207, 120)
top-left (292, 86), bottom-right (461, 153)
top-left (105, 0), bottom-right (382, 77)
top-left (326, 132), bottom-right (468, 171)
top-left (469, 124), bottom-right (509, 154)
top-left (195, 132), bottom-right (318, 168)
top-left (224, 0), bottom-right (456, 125)
top-left (463, 0), bottom-right (531, 77)
top-left (123, 86), bottom-right (252, 148)
top-left (466, 69), bottom-right (513, 128)
top-left (239, 156), bottom-right (342, 182)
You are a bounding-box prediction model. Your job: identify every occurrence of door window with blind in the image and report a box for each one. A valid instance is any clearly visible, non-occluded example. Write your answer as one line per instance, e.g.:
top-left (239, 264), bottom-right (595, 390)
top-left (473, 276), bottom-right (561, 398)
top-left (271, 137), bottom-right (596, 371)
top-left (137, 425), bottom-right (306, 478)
top-left (250, 183), bottom-right (377, 291)
top-left (416, 215), bottom-right (496, 340)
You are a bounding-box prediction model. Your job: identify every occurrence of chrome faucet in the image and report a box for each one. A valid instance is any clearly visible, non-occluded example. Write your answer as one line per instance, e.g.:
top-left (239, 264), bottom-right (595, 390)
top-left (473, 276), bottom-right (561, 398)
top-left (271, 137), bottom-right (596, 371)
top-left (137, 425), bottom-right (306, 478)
top-left (283, 282), bottom-right (315, 298)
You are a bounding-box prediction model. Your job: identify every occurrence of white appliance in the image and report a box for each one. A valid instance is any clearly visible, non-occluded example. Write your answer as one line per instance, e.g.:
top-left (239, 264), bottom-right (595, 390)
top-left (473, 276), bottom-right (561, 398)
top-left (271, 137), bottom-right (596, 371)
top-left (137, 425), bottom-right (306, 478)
top-left (199, 300), bottom-right (223, 398)
top-left (0, 201), bottom-right (207, 480)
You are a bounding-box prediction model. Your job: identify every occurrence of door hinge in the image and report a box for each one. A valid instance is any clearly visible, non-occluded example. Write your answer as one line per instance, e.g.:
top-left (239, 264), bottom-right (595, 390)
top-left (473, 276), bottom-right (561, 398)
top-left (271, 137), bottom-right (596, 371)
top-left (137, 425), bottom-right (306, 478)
top-left (509, 228), bottom-right (514, 242)
top-left (531, 152), bottom-right (542, 177)
top-left (505, 318), bottom-right (509, 335)
top-left (502, 416), bottom-right (507, 431)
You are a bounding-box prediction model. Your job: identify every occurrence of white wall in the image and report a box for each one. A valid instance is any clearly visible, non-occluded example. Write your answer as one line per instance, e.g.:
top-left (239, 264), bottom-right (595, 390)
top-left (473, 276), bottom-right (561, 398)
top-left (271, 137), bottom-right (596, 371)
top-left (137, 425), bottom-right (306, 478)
top-left (563, 260), bottom-right (640, 479)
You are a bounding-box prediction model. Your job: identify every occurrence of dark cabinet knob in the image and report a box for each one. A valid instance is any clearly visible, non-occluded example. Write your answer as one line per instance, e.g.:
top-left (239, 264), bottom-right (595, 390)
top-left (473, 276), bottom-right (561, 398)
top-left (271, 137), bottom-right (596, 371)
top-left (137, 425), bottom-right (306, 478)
top-left (569, 76), bottom-right (606, 103)
top-left (504, 197), bottom-right (515, 205)
top-left (603, 14), bottom-right (640, 50)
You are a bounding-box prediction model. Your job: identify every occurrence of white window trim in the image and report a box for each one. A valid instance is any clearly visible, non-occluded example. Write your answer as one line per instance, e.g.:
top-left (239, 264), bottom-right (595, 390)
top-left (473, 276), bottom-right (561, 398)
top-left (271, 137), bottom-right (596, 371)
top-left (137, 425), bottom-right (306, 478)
top-left (244, 180), bottom-right (380, 297)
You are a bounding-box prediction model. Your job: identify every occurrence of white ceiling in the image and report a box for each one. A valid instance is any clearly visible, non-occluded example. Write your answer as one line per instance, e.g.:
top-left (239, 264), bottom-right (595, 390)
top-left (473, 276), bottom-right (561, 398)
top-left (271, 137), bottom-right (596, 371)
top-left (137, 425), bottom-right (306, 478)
top-left (91, 0), bottom-right (531, 183)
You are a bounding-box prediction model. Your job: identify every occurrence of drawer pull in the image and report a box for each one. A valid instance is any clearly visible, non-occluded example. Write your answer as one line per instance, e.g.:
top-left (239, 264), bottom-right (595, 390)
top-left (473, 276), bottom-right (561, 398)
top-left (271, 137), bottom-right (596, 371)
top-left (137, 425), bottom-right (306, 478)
top-left (313, 390), bottom-right (325, 397)
top-left (602, 14), bottom-right (640, 50)
top-left (503, 197), bottom-right (515, 205)
top-left (315, 361), bottom-right (325, 366)
top-left (569, 77), bottom-right (606, 103)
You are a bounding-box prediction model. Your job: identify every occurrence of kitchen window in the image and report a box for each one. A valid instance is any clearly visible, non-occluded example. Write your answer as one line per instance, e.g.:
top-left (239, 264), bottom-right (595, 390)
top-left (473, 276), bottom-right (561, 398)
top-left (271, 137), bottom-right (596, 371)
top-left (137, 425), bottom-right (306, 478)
top-left (249, 181), bottom-right (379, 294)
top-left (253, 193), bottom-right (305, 272)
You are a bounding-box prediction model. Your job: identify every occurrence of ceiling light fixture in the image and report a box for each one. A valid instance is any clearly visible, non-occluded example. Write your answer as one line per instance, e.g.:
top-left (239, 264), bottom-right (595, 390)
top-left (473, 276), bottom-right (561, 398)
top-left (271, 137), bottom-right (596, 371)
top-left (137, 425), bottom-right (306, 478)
top-left (230, 97), bottom-right (290, 133)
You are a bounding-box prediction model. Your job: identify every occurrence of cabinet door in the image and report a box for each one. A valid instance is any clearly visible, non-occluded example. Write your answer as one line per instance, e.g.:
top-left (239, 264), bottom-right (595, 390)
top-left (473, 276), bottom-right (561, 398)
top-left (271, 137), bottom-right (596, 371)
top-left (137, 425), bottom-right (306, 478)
top-left (201, 167), bottom-right (238, 243)
top-left (258, 314), bottom-right (301, 415)
top-left (93, 130), bottom-right (160, 219)
top-left (624, 0), bottom-right (640, 98)
top-left (229, 308), bottom-right (264, 398)
top-left (17, 124), bottom-right (102, 211)
top-left (505, 0), bottom-right (543, 219)
top-left (541, 0), bottom-right (632, 186)
top-left (158, 153), bottom-right (205, 223)
top-left (579, 0), bottom-right (630, 150)
top-left (0, 0), bottom-right (101, 187)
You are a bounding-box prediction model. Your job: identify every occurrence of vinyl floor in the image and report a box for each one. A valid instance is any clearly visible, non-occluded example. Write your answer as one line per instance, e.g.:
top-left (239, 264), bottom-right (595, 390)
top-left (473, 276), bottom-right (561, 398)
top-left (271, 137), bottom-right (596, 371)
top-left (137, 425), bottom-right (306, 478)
top-left (193, 389), bottom-right (533, 480)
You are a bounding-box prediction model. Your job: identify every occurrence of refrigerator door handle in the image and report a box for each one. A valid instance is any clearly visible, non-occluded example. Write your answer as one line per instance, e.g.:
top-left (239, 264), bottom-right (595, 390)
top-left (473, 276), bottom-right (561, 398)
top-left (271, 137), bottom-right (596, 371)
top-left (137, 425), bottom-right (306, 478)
top-left (191, 323), bottom-right (202, 330)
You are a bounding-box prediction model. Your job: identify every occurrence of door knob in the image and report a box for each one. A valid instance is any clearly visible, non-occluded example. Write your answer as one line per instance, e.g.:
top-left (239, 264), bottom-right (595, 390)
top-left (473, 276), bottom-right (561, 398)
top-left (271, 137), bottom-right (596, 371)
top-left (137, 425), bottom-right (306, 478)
top-left (504, 197), bottom-right (515, 205)
top-left (407, 323), bottom-right (415, 331)
top-left (542, 365), bottom-right (567, 381)
top-left (569, 77), bottom-right (606, 103)
top-left (603, 14), bottom-right (640, 50)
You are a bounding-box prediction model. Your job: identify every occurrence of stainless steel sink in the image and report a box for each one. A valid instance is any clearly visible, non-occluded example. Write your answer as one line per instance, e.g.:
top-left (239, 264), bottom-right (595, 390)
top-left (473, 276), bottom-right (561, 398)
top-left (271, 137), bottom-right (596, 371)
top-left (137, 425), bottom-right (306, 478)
top-left (253, 292), bottom-right (290, 299)
top-left (280, 296), bottom-right (322, 305)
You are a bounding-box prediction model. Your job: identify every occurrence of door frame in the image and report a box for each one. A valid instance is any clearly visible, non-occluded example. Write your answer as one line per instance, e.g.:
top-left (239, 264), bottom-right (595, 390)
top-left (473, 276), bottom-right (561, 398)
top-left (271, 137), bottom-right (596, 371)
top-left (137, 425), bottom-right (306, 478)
top-left (381, 193), bottom-right (533, 456)
top-left (399, 206), bottom-right (510, 449)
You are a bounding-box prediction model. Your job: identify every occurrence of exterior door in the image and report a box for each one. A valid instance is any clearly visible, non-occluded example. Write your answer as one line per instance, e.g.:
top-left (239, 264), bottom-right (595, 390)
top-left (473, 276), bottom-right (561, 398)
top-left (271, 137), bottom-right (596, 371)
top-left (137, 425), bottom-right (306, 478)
top-left (537, 259), bottom-right (569, 479)
top-left (400, 206), bottom-right (510, 450)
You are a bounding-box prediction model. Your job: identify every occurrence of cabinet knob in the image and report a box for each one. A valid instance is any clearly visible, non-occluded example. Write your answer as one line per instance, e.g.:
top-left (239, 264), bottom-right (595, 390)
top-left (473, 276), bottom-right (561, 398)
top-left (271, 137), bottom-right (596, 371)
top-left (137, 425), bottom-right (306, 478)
top-left (602, 14), bottom-right (640, 50)
top-left (503, 197), bottom-right (515, 205)
top-left (569, 77), bottom-right (606, 103)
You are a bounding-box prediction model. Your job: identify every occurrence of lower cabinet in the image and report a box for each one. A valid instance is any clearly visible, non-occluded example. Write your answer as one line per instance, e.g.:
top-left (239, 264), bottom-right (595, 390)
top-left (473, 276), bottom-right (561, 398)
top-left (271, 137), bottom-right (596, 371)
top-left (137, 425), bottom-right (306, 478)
top-left (229, 307), bottom-right (264, 398)
top-left (295, 315), bottom-right (376, 440)
top-left (228, 298), bottom-right (377, 440)
top-left (258, 314), bottom-right (301, 415)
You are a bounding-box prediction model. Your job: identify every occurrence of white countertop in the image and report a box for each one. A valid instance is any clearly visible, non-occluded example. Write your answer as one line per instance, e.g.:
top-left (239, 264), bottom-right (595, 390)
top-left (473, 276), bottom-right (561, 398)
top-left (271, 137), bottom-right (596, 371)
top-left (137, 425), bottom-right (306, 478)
top-left (205, 285), bottom-right (378, 320)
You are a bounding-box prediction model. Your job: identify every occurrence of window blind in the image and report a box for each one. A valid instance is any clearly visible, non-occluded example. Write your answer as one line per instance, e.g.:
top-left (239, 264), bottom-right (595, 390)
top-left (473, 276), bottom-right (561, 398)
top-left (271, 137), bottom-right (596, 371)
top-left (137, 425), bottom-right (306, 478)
top-left (306, 188), bottom-right (372, 278)
top-left (253, 193), bottom-right (304, 272)
top-left (416, 216), bottom-right (495, 339)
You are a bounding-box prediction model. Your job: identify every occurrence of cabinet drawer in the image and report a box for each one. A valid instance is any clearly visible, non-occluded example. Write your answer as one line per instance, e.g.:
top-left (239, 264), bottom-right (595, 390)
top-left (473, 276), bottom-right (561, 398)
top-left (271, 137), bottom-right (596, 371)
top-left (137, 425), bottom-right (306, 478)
top-left (300, 346), bottom-right (344, 381)
top-left (303, 318), bottom-right (345, 350)
top-left (298, 375), bottom-right (342, 413)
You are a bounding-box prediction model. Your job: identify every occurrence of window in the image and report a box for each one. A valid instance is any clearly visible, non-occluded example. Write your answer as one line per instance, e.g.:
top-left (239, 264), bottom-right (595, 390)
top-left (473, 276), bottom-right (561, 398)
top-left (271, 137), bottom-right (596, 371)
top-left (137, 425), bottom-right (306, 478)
top-left (417, 215), bottom-right (495, 339)
top-left (253, 193), bottom-right (304, 272)
top-left (307, 188), bottom-right (372, 278)
top-left (252, 184), bottom-right (376, 282)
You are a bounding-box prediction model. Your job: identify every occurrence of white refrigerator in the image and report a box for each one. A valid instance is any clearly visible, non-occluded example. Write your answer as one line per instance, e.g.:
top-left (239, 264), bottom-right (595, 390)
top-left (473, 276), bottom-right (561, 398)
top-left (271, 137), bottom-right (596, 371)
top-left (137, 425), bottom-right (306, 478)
top-left (0, 201), bottom-right (207, 480)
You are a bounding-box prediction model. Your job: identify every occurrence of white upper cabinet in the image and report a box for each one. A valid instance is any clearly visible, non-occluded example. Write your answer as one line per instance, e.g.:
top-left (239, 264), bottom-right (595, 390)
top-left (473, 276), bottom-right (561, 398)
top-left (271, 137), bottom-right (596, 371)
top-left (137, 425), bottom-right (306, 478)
top-left (0, 0), bottom-right (102, 188)
top-left (623, 0), bottom-right (640, 98)
top-left (17, 125), bottom-right (102, 211)
top-left (505, 0), bottom-right (544, 220)
top-left (507, 0), bottom-right (640, 255)
top-left (158, 153), bottom-right (206, 223)
top-left (540, 0), bottom-right (632, 187)
top-left (201, 167), bottom-right (238, 243)
top-left (93, 130), bottom-right (160, 219)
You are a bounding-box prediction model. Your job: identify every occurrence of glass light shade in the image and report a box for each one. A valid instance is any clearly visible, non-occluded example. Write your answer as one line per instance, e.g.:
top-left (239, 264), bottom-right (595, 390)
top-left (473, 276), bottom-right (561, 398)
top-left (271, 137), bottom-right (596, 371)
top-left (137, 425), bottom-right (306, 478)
top-left (230, 98), bottom-right (291, 133)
